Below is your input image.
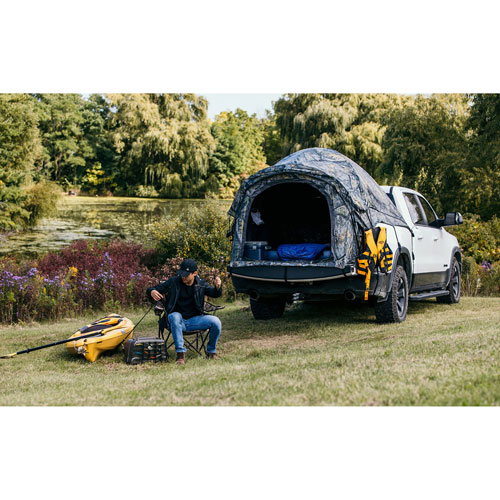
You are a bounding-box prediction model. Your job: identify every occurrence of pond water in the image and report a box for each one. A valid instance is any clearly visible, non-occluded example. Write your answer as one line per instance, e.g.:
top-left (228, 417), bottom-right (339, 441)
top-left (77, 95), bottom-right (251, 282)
top-left (0, 196), bottom-right (231, 257)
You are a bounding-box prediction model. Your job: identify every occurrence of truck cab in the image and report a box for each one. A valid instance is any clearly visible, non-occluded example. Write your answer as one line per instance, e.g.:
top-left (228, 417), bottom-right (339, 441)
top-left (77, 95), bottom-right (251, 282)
top-left (381, 186), bottom-right (462, 294)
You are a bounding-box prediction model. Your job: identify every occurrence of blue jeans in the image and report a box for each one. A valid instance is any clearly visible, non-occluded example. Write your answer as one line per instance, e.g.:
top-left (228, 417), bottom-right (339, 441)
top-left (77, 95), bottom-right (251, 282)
top-left (167, 312), bottom-right (222, 354)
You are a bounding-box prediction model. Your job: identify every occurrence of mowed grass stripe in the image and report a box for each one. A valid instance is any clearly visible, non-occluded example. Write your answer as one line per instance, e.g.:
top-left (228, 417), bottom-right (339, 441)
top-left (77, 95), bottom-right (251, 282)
top-left (0, 297), bottom-right (499, 405)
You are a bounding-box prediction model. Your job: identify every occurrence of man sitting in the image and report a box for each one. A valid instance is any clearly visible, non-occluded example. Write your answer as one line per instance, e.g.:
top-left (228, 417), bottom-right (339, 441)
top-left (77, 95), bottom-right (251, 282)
top-left (147, 259), bottom-right (222, 365)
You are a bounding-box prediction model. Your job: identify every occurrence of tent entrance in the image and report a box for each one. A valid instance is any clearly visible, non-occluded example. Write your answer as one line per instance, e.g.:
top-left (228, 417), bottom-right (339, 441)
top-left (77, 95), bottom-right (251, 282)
top-left (245, 182), bottom-right (332, 256)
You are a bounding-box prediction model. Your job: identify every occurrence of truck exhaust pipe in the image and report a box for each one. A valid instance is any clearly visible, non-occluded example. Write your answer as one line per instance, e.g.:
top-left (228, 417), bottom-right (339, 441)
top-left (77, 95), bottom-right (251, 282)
top-left (344, 290), bottom-right (356, 301)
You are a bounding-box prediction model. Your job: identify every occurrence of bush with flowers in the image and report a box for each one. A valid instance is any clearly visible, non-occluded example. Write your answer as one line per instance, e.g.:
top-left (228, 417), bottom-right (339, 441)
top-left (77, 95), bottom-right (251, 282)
top-left (0, 236), bottom-right (234, 324)
top-left (447, 214), bottom-right (500, 297)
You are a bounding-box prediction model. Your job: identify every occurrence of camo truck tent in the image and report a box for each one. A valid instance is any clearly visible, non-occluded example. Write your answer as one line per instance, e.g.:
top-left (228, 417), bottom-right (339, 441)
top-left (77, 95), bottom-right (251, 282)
top-left (228, 147), bottom-right (408, 269)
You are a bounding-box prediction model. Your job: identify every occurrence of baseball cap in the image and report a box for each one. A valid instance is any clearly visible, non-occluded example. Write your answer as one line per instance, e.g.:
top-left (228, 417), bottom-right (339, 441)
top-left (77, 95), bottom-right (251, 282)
top-left (177, 258), bottom-right (198, 278)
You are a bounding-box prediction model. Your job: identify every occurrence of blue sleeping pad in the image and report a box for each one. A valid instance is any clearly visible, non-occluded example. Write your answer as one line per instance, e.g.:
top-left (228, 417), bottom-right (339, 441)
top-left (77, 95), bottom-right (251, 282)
top-left (277, 243), bottom-right (329, 261)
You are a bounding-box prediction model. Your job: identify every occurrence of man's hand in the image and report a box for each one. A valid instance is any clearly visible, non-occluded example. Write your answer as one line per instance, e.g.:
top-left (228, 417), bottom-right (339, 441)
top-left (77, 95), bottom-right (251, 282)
top-left (150, 290), bottom-right (164, 302)
top-left (215, 276), bottom-right (222, 289)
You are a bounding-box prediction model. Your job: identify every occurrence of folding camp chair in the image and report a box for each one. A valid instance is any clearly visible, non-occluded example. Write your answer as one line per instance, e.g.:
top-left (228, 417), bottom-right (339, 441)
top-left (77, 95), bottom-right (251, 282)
top-left (158, 302), bottom-right (224, 357)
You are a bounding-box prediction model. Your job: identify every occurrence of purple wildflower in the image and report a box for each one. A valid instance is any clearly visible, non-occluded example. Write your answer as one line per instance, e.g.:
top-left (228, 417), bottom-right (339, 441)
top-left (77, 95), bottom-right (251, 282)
top-left (481, 260), bottom-right (492, 271)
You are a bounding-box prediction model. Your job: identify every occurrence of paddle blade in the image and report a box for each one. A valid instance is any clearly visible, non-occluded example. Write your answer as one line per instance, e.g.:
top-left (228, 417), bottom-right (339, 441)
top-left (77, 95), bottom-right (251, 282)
top-left (0, 352), bottom-right (18, 359)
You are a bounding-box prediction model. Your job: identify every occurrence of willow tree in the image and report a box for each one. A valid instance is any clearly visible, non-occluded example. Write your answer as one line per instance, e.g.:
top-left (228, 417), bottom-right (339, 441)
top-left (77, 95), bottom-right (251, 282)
top-left (273, 93), bottom-right (404, 178)
top-left (0, 94), bottom-right (41, 230)
top-left (381, 94), bottom-right (470, 214)
top-left (108, 93), bottom-right (215, 198)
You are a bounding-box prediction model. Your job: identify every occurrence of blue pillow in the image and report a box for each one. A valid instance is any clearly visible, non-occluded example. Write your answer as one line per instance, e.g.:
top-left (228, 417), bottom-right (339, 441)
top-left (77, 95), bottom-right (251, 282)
top-left (277, 244), bottom-right (329, 261)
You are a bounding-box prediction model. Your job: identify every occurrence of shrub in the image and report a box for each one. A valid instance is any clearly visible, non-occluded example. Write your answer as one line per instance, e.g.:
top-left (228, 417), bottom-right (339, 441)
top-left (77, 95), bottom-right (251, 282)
top-left (0, 240), bottom-right (160, 324)
top-left (460, 256), bottom-right (500, 297)
top-left (449, 214), bottom-right (500, 263)
top-left (37, 239), bottom-right (159, 309)
top-left (0, 238), bottom-right (237, 324)
top-left (80, 163), bottom-right (117, 196)
top-left (133, 185), bottom-right (159, 198)
top-left (0, 259), bottom-right (78, 323)
top-left (152, 205), bottom-right (232, 268)
top-left (23, 180), bottom-right (62, 226)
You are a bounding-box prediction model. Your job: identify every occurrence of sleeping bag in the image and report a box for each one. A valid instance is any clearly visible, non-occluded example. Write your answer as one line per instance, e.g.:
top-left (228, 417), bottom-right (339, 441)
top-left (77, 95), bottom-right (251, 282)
top-left (277, 243), bottom-right (329, 261)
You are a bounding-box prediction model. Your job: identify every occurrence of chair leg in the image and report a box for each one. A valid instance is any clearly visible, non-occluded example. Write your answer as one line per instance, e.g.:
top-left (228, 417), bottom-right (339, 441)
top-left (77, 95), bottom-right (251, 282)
top-left (163, 329), bottom-right (210, 358)
top-left (165, 331), bottom-right (174, 352)
top-left (199, 331), bottom-right (209, 356)
top-left (183, 335), bottom-right (204, 357)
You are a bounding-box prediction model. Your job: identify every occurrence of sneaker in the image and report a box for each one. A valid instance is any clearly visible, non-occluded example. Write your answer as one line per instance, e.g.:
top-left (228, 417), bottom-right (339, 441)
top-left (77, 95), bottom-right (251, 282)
top-left (207, 352), bottom-right (220, 360)
top-left (176, 352), bottom-right (186, 365)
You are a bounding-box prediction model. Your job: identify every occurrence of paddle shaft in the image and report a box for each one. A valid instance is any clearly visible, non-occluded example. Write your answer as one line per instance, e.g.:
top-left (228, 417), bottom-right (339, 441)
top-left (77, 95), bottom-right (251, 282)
top-left (14, 331), bottom-right (104, 356)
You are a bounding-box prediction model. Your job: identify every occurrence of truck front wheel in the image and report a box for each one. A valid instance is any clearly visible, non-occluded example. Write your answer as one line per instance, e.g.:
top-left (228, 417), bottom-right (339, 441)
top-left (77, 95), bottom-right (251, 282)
top-left (437, 257), bottom-right (461, 304)
top-left (375, 265), bottom-right (409, 323)
top-left (250, 297), bottom-right (286, 320)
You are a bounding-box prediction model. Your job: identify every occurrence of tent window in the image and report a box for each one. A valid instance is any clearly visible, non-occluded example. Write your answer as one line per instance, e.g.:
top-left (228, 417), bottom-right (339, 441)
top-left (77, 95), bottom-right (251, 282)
top-left (246, 183), bottom-right (331, 248)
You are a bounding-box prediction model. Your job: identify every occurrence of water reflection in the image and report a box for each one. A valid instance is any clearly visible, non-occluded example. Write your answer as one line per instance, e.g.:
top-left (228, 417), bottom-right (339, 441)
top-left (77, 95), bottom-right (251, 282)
top-left (1, 196), bottom-right (231, 256)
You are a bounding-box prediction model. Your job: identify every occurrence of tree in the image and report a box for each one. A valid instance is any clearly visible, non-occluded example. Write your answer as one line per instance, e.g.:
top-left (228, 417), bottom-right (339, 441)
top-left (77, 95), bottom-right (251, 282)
top-left (80, 94), bottom-right (119, 192)
top-left (108, 93), bottom-right (215, 197)
top-left (381, 94), bottom-right (470, 214)
top-left (0, 94), bottom-right (41, 230)
top-left (465, 94), bottom-right (500, 219)
top-left (34, 93), bottom-right (93, 183)
top-left (207, 109), bottom-right (267, 197)
top-left (260, 111), bottom-right (283, 166)
top-left (273, 93), bottom-right (403, 178)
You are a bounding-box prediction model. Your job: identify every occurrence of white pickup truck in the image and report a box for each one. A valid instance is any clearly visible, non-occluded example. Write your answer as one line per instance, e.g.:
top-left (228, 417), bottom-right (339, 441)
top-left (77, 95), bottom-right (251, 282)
top-left (374, 186), bottom-right (462, 322)
top-left (227, 148), bottom-right (463, 323)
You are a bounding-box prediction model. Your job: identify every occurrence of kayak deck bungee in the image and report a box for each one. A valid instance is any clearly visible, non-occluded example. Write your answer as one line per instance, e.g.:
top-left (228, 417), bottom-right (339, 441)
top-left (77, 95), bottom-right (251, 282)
top-left (66, 314), bottom-right (134, 362)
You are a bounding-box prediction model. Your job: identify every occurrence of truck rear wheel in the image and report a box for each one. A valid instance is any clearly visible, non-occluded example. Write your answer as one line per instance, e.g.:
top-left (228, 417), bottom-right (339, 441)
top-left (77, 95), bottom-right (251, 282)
top-left (375, 265), bottom-right (409, 323)
top-left (250, 297), bottom-right (286, 320)
top-left (437, 257), bottom-right (461, 304)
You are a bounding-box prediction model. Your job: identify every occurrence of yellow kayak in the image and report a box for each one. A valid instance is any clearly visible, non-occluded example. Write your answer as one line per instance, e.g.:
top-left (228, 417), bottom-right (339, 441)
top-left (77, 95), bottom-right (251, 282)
top-left (66, 314), bottom-right (134, 362)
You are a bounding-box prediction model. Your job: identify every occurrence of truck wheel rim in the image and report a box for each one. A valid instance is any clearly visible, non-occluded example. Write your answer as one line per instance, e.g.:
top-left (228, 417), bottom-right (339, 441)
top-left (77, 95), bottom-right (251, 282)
top-left (397, 277), bottom-right (406, 316)
top-left (452, 264), bottom-right (460, 297)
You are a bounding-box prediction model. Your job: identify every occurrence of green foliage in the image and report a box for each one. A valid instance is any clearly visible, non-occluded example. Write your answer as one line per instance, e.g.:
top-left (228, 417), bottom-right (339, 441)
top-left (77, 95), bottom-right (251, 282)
top-left (132, 185), bottom-right (159, 198)
top-left (448, 214), bottom-right (500, 298)
top-left (448, 214), bottom-right (500, 263)
top-left (152, 205), bottom-right (232, 266)
top-left (23, 180), bottom-right (62, 225)
top-left (108, 93), bottom-right (215, 197)
top-left (460, 256), bottom-right (500, 297)
top-left (4, 92), bottom-right (500, 239)
top-left (81, 94), bottom-right (120, 188)
top-left (273, 93), bottom-right (402, 178)
top-left (207, 109), bottom-right (267, 197)
top-left (0, 94), bottom-right (41, 174)
top-left (80, 162), bottom-right (117, 195)
top-left (260, 111), bottom-right (283, 166)
top-left (34, 94), bottom-right (93, 183)
top-left (381, 94), bottom-right (470, 215)
top-left (0, 94), bottom-right (42, 230)
top-left (463, 94), bottom-right (500, 219)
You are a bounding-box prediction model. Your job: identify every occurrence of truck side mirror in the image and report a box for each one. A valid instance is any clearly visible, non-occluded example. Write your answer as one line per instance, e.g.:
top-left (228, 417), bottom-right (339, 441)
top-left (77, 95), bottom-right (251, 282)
top-left (444, 212), bottom-right (463, 226)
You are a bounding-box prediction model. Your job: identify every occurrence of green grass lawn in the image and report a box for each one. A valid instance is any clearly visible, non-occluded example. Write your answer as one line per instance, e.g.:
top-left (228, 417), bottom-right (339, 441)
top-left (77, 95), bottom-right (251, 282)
top-left (0, 297), bottom-right (499, 406)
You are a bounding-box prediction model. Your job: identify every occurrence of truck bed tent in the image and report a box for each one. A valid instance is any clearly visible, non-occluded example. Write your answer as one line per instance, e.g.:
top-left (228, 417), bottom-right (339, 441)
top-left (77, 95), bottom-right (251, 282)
top-left (228, 148), bottom-right (408, 269)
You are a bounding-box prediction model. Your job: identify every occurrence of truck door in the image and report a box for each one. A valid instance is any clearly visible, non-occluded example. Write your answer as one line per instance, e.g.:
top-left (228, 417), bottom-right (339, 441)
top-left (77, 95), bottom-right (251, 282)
top-left (403, 193), bottom-right (449, 289)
